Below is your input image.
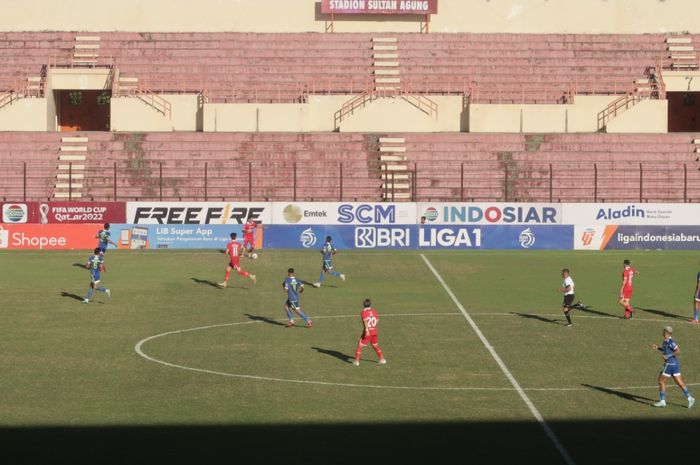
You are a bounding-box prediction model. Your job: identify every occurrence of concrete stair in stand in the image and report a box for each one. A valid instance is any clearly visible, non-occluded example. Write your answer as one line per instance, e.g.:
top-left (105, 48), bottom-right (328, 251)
top-left (55, 136), bottom-right (87, 198)
top-left (73, 35), bottom-right (101, 67)
top-left (372, 37), bottom-right (401, 93)
top-left (379, 137), bottom-right (410, 200)
top-left (666, 37), bottom-right (698, 70)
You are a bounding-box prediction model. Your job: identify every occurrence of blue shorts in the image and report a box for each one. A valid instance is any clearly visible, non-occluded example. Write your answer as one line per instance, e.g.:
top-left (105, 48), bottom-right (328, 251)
top-left (286, 300), bottom-right (300, 311)
top-left (98, 245), bottom-right (108, 253)
top-left (661, 362), bottom-right (681, 377)
top-left (91, 273), bottom-right (101, 283)
top-left (323, 260), bottom-right (333, 271)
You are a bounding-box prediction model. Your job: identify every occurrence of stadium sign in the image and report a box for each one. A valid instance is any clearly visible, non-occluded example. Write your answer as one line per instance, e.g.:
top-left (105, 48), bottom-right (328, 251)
top-left (562, 203), bottom-right (700, 225)
top-left (126, 202), bottom-right (272, 225)
top-left (271, 202), bottom-right (416, 225)
top-left (417, 203), bottom-right (561, 225)
top-left (575, 225), bottom-right (700, 250)
top-left (321, 0), bottom-right (438, 15)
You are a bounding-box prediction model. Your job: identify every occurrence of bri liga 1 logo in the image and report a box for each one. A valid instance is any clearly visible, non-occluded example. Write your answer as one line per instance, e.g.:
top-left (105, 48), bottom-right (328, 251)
top-left (300, 228), bottom-right (317, 248)
top-left (2, 204), bottom-right (28, 223)
top-left (518, 228), bottom-right (536, 248)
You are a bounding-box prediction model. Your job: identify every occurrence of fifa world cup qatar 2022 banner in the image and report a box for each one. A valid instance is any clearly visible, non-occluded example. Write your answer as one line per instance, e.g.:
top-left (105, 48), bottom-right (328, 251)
top-left (1, 202), bottom-right (126, 224)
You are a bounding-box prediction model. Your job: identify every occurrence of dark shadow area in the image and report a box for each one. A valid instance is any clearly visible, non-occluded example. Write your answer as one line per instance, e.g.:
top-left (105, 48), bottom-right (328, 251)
top-left (312, 346), bottom-right (353, 363)
top-left (60, 291), bottom-right (86, 302)
top-left (582, 384), bottom-right (659, 407)
top-left (61, 291), bottom-right (104, 304)
top-left (190, 277), bottom-right (220, 289)
top-left (635, 307), bottom-right (687, 321)
top-left (73, 263), bottom-right (87, 269)
top-left (3, 419), bottom-right (700, 465)
top-left (576, 305), bottom-right (619, 319)
top-left (512, 312), bottom-right (561, 325)
top-left (244, 313), bottom-right (286, 327)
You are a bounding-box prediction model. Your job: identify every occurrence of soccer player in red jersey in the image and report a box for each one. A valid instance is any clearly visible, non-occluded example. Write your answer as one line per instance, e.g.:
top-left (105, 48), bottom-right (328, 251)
top-left (353, 299), bottom-right (386, 366)
top-left (218, 232), bottom-right (256, 288)
top-left (619, 259), bottom-right (639, 319)
top-left (242, 216), bottom-right (258, 258)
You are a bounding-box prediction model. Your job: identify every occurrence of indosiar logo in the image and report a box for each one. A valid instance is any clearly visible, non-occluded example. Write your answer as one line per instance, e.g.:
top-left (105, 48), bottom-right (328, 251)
top-left (300, 228), bottom-right (317, 248)
top-left (423, 207), bottom-right (439, 222)
top-left (2, 203), bottom-right (28, 223)
top-left (519, 228), bottom-right (536, 248)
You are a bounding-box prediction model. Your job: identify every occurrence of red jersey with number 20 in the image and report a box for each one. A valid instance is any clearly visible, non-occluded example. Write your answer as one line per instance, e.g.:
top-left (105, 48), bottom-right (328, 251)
top-left (226, 240), bottom-right (243, 265)
top-left (622, 266), bottom-right (636, 290)
top-left (361, 307), bottom-right (379, 336)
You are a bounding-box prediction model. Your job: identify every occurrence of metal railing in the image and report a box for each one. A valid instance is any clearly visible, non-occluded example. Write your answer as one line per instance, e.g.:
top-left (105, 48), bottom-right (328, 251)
top-left (0, 160), bottom-right (697, 204)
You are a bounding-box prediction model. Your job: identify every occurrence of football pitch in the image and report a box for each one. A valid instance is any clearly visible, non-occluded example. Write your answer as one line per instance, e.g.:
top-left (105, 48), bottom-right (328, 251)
top-left (1, 249), bottom-right (699, 464)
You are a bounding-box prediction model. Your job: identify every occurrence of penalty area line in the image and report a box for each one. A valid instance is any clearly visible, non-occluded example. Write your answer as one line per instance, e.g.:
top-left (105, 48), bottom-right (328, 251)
top-left (420, 254), bottom-right (576, 465)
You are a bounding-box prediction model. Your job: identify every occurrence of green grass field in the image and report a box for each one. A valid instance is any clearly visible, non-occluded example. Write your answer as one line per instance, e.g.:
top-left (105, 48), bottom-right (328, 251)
top-left (1, 249), bottom-right (699, 464)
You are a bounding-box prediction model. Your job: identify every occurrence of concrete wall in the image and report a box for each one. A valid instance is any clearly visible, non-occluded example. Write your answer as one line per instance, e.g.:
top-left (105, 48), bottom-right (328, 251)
top-left (662, 71), bottom-right (700, 92)
top-left (606, 99), bottom-right (668, 133)
top-left (2, 0), bottom-right (699, 33)
top-left (204, 95), bottom-right (463, 132)
top-left (111, 94), bottom-right (201, 132)
top-left (467, 96), bottom-right (669, 133)
top-left (0, 98), bottom-right (49, 131)
top-left (50, 69), bottom-right (111, 91)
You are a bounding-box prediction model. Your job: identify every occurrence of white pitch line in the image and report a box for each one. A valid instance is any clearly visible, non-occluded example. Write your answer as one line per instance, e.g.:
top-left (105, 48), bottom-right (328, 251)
top-left (134, 311), bottom-right (699, 394)
top-left (420, 254), bottom-right (576, 465)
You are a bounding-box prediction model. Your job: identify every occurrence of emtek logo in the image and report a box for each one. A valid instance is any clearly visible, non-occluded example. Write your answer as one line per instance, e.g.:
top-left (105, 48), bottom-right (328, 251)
top-left (596, 205), bottom-right (645, 220)
top-left (354, 227), bottom-right (410, 248)
top-left (338, 204), bottom-right (396, 224)
top-left (300, 228), bottom-right (317, 248)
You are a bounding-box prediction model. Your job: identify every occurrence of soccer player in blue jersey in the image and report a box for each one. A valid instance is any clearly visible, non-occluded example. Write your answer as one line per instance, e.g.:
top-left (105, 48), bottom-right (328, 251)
top-left (691, 268), bottom-right (700, 324)
top-left (95, 223), bottom-right (117, 253)
top-left (283, 268), bottom-right (312, 328)
top-left (83, 247), bottom-right (111, 304)
top-left (651, 326), bottom-right (695, 408)
top-left (313, 236), bottom-right (345, 288)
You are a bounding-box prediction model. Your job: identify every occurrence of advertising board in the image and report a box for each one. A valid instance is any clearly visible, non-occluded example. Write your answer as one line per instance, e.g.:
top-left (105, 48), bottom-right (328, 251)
top-left (417, 203), bottom-right (562, 225)
top-left (563, 203), bottom-right (700, 225)
top-left (126, 202), bottom-right (272, 225)
top-left (0, 202), bottom-right (126, 224)
top-left (574, 225), bottom-right (700, 250)
top-left (264, 225), bottom-right (572, 250)
top-left (110, 224), bottom-right (263, 250)
top-left (0, 224), bottom-right (101, 250)
top-left (271, 202), bottom-right (416, 225)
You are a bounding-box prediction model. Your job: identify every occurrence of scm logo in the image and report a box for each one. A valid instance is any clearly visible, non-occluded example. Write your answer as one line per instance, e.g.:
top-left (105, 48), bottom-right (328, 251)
top-left (354, 227), bottom-right (410, 248)
top-left (338, 204), bottom-right (396, 224)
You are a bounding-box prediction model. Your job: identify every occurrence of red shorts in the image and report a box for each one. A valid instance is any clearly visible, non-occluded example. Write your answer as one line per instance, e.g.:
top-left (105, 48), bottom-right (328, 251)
top-left (359, 333), bottom-right (379, 346)
top-left (244, 235), bottom-right (255, 246)
top-left (229, 260), bottom-right (241, 271)
top-left (621, 287), bottom-right (633, 300)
